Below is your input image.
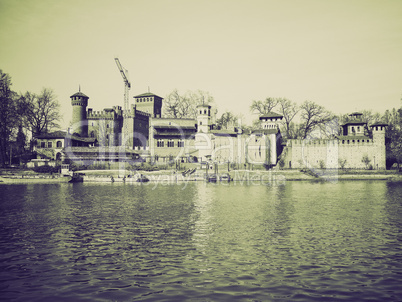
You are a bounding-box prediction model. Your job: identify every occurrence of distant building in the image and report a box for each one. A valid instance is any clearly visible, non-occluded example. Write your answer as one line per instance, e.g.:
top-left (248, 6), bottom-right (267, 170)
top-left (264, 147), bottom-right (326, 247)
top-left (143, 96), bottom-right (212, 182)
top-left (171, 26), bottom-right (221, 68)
top-left (33, 90), bottom-right (387, 170)
top-left (282, 112), bottom-right (387, 169)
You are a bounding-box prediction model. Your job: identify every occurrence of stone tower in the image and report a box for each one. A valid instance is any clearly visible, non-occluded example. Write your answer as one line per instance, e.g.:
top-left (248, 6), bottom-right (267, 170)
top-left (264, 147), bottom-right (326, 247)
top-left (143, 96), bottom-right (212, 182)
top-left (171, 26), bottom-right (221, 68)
top-left (133, 92), bottom-right (163, 118)
top-left (370, 122), bottom-right (387, 169)
top-left (197, 104), bottom-right (212, 133)
top-left (70, 91), bottom-right (89, 137)
top-left (259, 112), bottom-right (283, 166)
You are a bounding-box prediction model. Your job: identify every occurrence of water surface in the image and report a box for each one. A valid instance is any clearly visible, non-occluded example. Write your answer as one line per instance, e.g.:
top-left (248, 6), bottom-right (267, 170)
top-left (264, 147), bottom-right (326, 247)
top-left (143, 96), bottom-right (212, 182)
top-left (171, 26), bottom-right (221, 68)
top-left (0, 180), bottom-right (401, 301)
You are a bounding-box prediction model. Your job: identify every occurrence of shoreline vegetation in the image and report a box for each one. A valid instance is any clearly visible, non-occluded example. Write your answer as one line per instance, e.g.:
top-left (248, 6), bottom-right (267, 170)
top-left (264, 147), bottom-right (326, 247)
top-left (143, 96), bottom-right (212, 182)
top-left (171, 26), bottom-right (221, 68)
top-left (1, 168), bottom-right (401, 184)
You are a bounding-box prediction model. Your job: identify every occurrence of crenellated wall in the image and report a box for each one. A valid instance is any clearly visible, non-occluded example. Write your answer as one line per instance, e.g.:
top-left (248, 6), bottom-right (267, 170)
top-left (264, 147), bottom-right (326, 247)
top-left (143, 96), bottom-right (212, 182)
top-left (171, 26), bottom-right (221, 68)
top-left (282, 132), bottom-right (386, 169)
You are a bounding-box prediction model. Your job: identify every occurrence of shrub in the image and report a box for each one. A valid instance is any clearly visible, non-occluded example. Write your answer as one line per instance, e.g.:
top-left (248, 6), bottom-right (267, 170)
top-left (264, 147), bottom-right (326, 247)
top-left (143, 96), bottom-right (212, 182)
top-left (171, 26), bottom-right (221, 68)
top-left (33, 165), bottom-right (60, 173)
top-left (319, 160), bottom-right (325, 169)
top-left (278, 158), bottom-right (285, 169)
top-left (338, 158), bottom-right (347, 169)
top-left (361, 154), bottom-right (371, 169)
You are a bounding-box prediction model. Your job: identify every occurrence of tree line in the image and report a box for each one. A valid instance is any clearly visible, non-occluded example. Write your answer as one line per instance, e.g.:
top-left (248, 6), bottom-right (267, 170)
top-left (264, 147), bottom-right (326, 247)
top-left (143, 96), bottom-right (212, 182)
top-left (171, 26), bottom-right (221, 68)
top-left (1, 67), bottom-right (401, 168)
top-left (163, 89), bottom-right (402, 168)
top-left (0, 70), bottom-right (61, 167)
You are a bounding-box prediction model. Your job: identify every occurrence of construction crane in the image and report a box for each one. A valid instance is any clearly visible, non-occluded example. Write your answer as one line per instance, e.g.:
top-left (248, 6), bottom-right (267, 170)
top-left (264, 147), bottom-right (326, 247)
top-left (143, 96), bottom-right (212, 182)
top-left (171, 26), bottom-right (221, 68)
top-left (114, 57), bottom-right (131, 148)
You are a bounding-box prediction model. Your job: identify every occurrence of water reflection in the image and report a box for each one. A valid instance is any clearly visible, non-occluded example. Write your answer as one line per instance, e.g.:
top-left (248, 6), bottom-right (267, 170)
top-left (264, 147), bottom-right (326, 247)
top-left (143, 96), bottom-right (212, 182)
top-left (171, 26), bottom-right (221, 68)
top-left (0, 181), bottom-right (401, 301)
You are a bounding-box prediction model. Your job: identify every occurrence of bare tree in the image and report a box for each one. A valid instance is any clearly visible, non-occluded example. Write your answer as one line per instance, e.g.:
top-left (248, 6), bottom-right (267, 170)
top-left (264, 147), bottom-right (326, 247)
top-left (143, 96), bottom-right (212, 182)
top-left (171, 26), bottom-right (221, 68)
top-left (163, 89), bottom-right (215, 118)
top-left (250, 97), bottom-right (278, 115)
top-left (216, 111), bottom-right (238, 130)
top-left (163, 89), bottom-right (183, 118)
top-left (299, 100), bottom-right (333, 139)
top-left (21, 88), bottom-right (62, 136)
top-left (0, 70), bottom-right (19, 166)
top-left (277, 98), bottom-right (299, 139)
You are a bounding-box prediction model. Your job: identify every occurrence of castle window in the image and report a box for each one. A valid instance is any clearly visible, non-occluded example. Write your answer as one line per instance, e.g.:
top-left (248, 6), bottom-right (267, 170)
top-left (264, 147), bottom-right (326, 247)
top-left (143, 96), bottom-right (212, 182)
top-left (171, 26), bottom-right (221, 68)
top-left (48, 142), bottom-right (52, 148)
top-left (157, 139), bottom-right (164, 147)
top-left (352, 126), bottom-right (355, 132)
top-left (40, 141), bottom-right (45, 148)
top-left (107, 124), bottom-right (109, 128)
top-left (57, 141), bottom-right (62, 148)
top-left (178, 140), bottom-right (184, 147)
top-left (168, 140), bottom-right (174, 147)
top-left (357, 126), bottom-right (360, 131)
top-left (347, 140), bottom-right (350, 144)
top-left (90, 131), bottom-right (95, 138)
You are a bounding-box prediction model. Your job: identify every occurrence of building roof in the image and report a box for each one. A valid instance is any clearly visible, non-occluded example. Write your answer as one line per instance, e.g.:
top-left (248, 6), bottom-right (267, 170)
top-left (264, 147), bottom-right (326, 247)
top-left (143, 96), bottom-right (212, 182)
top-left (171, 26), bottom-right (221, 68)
top-left (71, 136), bottom-right (96, 143)
top-left (153, 125), bottom-right (196, 130)
top-left (210, 130), bottom-right (238, 136)
top-left (36, 131), bottom-right (68, 139)
top-left (342, 120), bottom-right (366, 126)
top-left (36, 131), bottom-right (96, 143)
top-left (133, 92), bottom-right (163, 99)
top-left (70, 91), bottom-right (89, 98)
top-left (349, 112), bottom-right (363, 116)
top-left (252, 129), bottom-right (279, 135)
top-left (369, 122), bottom-right (388, 127)
top-left (64, 147), bottom-right (139, 154)
top-left (259, 112), bottom-right (283, 119)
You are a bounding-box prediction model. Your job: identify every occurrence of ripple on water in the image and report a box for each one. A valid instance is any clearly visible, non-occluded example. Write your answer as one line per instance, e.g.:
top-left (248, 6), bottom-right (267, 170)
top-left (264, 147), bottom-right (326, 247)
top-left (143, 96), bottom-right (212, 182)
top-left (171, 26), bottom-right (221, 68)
top-left (0, 181), bottom-right (402, 301)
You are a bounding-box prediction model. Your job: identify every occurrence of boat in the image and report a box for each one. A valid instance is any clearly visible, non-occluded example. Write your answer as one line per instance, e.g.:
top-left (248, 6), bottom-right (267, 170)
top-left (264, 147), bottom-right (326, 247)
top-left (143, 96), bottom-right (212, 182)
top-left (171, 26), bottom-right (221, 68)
top-left (69, 172), bottom-right (85, 183)
top-left (135, 174), bottom-right (149, 183)
top-left (219, 173), bottom-right (231, 182)
top-left (207, 174), bottom-right (218, 182)
top-left (123, 173), bottom-right (150, 183)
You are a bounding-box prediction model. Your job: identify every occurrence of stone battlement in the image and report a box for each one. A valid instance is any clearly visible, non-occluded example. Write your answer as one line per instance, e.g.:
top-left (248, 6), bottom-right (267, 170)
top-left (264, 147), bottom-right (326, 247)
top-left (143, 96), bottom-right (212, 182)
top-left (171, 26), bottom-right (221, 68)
top-left (287, 137), bottom-right (374, 146)
top-left (133, 109), bottom-right (151, 117)
top-left (87, 111), bottom-right (119, 119)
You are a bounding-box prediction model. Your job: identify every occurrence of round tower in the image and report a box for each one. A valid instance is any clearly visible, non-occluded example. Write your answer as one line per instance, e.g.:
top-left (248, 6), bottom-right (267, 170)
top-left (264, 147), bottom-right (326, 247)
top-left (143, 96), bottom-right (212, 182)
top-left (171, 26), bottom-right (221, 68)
top-left (70, 91), bottom-right (89, 137)
top-left (197, 104), bottom-right (212, 133)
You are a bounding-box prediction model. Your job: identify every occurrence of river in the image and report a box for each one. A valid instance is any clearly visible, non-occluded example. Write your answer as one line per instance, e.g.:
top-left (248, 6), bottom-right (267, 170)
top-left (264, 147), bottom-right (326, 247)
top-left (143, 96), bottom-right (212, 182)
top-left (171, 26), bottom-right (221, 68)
top-left (0, 180), bottom-right (401, 301)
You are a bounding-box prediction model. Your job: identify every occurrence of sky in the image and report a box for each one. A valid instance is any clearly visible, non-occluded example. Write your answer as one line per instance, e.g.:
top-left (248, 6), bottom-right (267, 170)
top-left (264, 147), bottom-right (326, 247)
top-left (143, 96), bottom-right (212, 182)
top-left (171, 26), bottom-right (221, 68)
top-left (1, 0), bottom-right (401, 129)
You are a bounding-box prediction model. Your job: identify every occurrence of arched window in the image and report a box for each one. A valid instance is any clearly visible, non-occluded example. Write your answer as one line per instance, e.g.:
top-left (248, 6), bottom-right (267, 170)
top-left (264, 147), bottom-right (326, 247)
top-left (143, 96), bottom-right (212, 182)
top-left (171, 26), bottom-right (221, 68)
top-left (56, 141), bottom-right (62, 148)
top-left (90, 131), bottom-right (95, 138)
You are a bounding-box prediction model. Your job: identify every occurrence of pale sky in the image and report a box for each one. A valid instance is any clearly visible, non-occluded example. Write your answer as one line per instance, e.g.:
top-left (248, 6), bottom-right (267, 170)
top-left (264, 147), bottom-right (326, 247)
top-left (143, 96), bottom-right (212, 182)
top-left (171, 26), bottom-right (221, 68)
top-left (1, 0), bottom-right (401, 128)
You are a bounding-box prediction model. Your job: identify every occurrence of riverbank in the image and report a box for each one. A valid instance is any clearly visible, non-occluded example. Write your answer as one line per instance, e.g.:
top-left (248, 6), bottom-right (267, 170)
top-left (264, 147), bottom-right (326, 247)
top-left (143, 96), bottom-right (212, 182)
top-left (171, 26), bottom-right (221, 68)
top-left (0, 175), bottom-right (71, 184)
top-left (1, 168), bottom-right (401, 184)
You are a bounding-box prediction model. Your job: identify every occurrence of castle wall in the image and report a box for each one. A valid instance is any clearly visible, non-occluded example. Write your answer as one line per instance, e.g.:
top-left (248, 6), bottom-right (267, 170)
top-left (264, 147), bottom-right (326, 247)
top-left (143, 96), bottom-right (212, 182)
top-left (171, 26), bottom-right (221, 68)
top-left (132, 110), bottom-right (150, 149)
top-left (283, 135), bottom-right (386, 169)
top-left (87, 109), bottom-right (122, 147)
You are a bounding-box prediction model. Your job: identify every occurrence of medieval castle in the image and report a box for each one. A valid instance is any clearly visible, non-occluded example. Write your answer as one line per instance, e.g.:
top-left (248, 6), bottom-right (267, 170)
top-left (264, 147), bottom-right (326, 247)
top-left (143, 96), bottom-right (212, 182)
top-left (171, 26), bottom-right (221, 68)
top-left (35, 90), bottom-right (387, 170)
